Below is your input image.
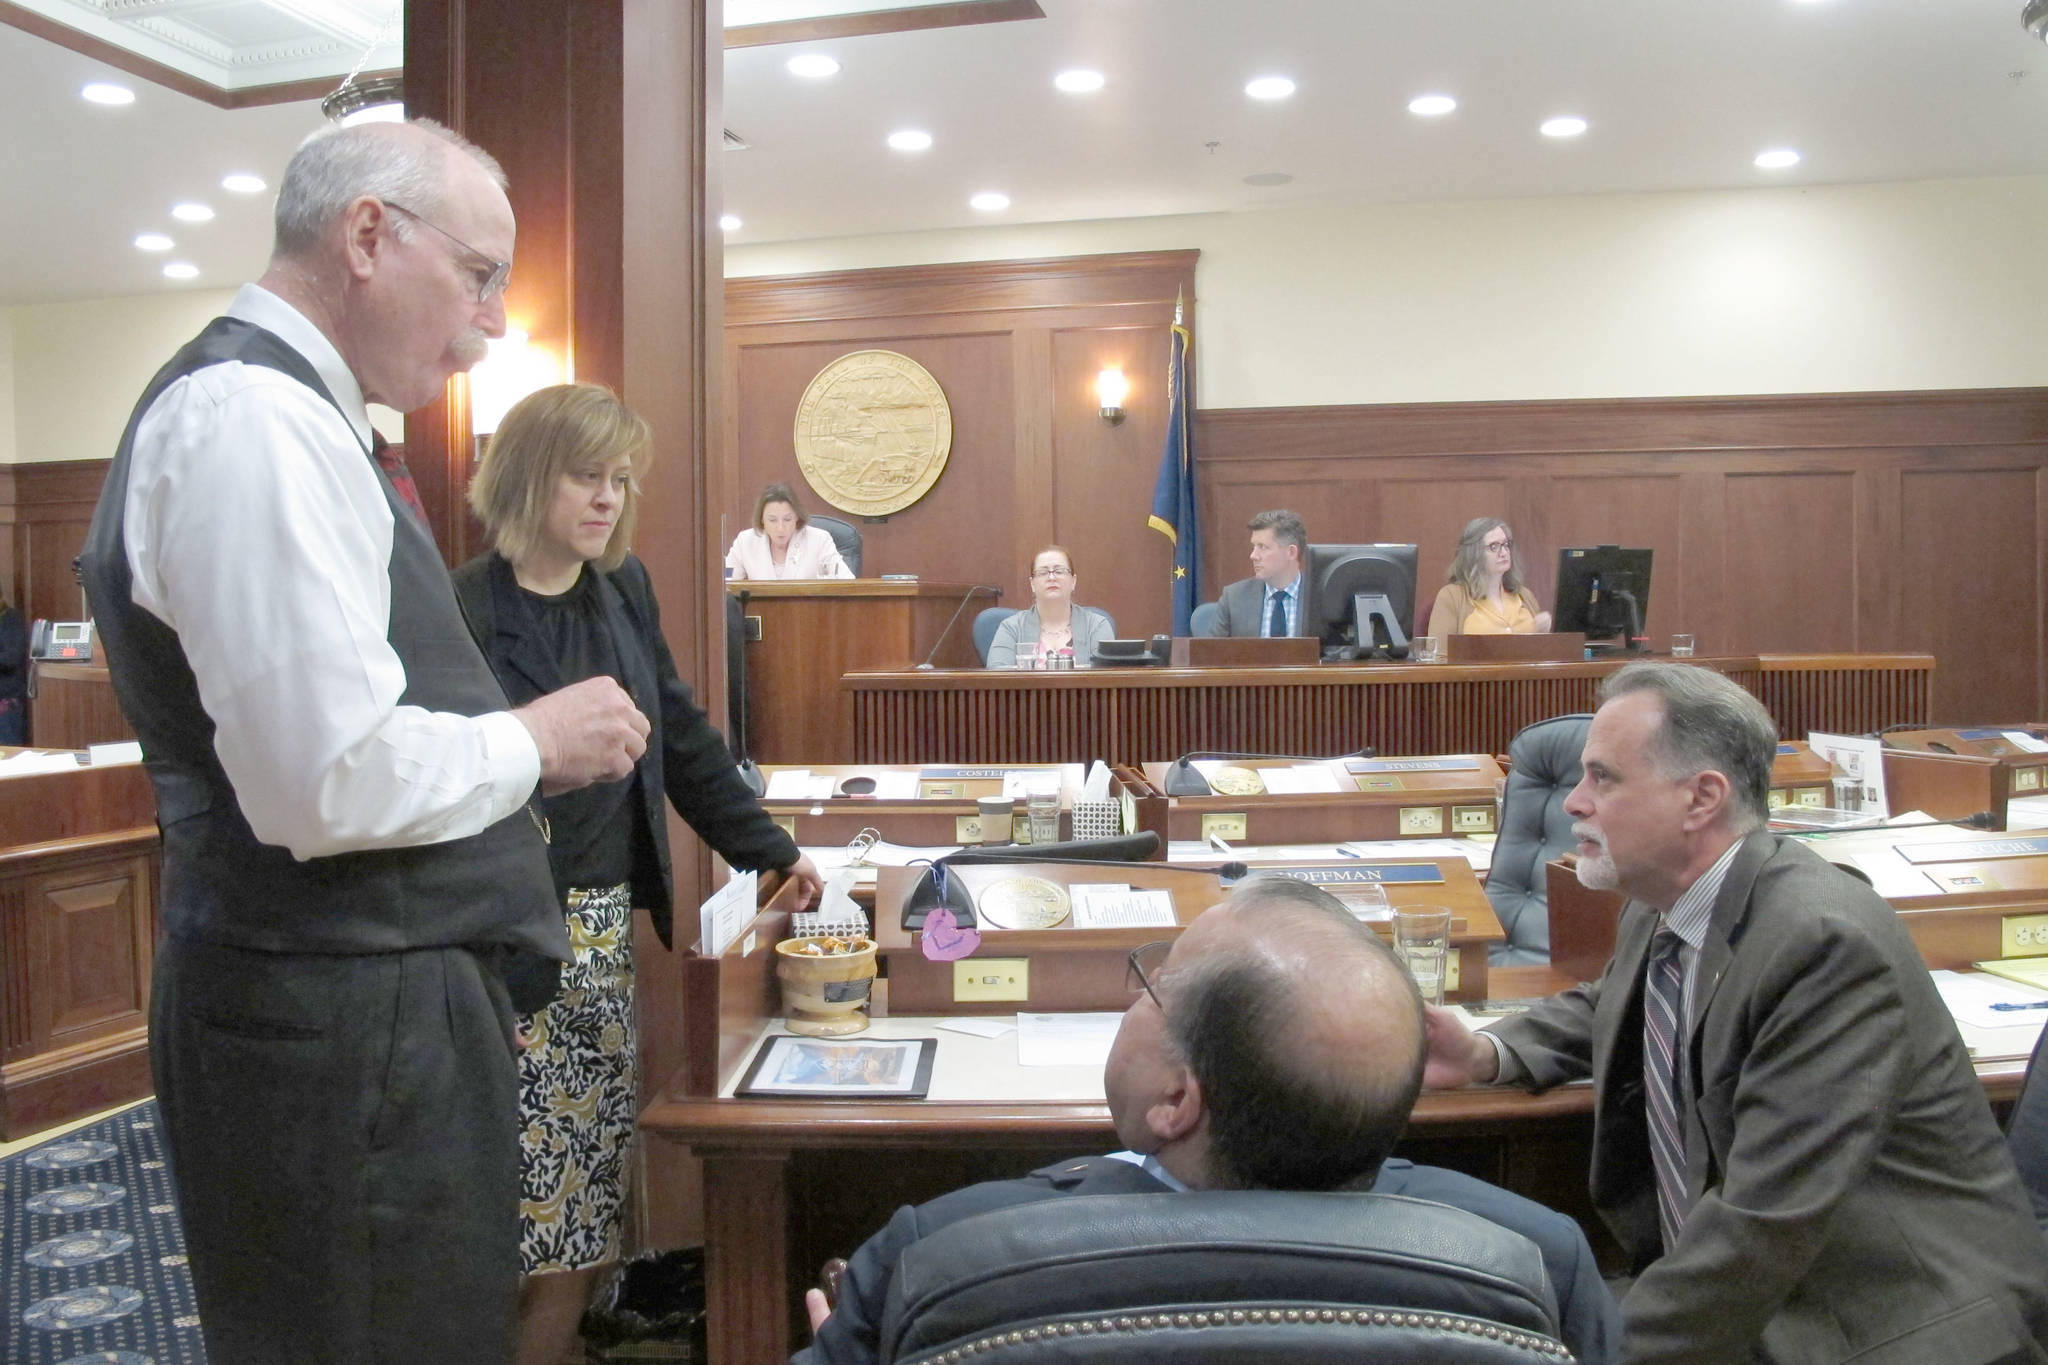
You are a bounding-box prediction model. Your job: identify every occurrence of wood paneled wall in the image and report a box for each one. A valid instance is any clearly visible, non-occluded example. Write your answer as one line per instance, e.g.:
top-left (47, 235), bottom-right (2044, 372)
top-left (1197, 389), bottom-right (2048, 723)
top-left (1, 460), bottom-right (103, 626)
top-left (722, 252), bottom-right (1201, 641)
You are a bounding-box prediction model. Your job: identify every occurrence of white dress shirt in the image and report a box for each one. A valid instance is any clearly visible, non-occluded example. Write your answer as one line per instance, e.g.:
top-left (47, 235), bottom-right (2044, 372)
top-left (724, 525), bottom-right (853, 581)
top-left (121, 283), bottom-right (539, 861)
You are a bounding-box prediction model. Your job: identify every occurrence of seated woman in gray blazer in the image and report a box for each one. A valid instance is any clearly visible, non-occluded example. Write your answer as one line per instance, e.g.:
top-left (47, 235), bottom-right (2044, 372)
top-left (986, 545), bottom-right (1116, 668)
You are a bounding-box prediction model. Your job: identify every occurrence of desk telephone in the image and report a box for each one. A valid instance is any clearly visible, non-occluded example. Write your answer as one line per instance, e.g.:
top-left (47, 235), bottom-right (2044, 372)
top-left (30, 619), bottom-right (94, 662)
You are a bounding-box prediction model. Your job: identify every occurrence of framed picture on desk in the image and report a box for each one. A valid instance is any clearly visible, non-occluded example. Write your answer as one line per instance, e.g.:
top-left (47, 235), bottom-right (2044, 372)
top-left (736, 1035), bottom-right (938, 1099)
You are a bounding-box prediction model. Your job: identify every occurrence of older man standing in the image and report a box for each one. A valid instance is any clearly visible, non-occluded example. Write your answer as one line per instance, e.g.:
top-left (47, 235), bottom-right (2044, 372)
top-left (1427, 663), bottom-right (2048, 1364)
top-left (798, 877), bottom-right (1617, 1365)
top-left (80, 120), bottom-right (648, 1364)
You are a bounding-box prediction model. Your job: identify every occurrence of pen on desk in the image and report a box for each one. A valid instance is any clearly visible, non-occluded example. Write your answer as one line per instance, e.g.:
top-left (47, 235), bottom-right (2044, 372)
top-left (1337, 846), bottom-right (1363, 858)
top-left (1207, 832), bottom-right (1233, 853)
top-left (1989, 1000), bottom-right (2048, 1012)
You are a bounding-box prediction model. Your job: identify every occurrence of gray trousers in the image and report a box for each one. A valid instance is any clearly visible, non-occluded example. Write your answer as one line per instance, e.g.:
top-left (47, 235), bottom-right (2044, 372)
top-left (151, 934), bottom-right (523, 1365)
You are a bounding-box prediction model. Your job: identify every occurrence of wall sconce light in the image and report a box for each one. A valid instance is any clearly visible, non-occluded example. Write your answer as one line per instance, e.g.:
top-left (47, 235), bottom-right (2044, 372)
top-left (469, 329), bottom-right (564, 442)
top-left (1097, 368), bottom-right (1128, 424)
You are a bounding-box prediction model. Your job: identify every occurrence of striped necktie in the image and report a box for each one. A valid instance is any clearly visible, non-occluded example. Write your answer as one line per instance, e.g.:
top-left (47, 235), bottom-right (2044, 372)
top-left (1266, 588), bottom-right (1288, 638)
top-left (1643, 927), bottom-right (1689, 1250)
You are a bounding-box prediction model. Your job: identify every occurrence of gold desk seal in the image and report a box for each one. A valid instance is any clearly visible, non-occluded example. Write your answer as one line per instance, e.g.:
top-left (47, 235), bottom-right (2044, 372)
top-left (793, 349), bottom-right (953, 517)
top-left (976, 876), bottom-right (1071, 931)
top-left (1209, 766), bottom-right (1267, 797)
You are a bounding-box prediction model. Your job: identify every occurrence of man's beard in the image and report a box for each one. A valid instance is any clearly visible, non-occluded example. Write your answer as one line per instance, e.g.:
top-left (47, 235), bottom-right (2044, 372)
top-left (1573, 822), bottom-right (1619, 890)
top-left (451, 329), bottom-right (489, 368)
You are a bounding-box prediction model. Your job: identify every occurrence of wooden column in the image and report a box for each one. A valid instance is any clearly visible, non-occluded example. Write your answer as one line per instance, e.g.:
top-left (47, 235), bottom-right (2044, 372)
top-left (404, 0), bottom-right (720, 1249)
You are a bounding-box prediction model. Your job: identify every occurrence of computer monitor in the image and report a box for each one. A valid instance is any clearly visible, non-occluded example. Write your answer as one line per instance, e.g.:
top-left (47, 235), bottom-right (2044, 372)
top-left (1304, 543), bottom-right (1419, 659)
top-left (1553, 545), bottom-right (1653, 650)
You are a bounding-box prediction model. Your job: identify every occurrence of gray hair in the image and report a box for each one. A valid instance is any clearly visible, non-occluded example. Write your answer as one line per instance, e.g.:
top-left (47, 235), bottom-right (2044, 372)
top-left (1601, 661), bottom-right (1778, 828)
top-left (273, 118), bottom-right (506, 259)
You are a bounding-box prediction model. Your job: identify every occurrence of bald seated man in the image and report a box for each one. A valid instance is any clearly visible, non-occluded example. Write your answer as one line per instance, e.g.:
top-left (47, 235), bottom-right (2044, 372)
top-left (81, 119), bottom-right (647, 1365)
top-left (795, 877), bottom-right (1617, 1365)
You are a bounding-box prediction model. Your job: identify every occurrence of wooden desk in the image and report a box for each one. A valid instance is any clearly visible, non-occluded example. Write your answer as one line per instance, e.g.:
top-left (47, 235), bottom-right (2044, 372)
top-left (0, 754), bottom-right (160, 1138)
top-left (756, 762), bottom-right (1086, 848)
top-left (644, 934), bottom-right (2023, 1365)
top-left (1126, 754), bottom-right (1505, 843)
top-left (845, 653), bottom-right (1932, 765)
top-left (732, 581), bottom-right (997, 765)
top-left (28, 662), bottom-right (134, 750)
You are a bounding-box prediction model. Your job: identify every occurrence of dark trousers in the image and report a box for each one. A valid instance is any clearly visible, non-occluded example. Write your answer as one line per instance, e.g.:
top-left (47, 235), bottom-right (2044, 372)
top-left (151, 935), bottom-right (523, 1364)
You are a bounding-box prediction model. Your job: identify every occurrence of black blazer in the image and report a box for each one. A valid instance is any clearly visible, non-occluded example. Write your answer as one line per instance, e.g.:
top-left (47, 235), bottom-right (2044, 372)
top-left (451, 551), bottom-right (798, 950)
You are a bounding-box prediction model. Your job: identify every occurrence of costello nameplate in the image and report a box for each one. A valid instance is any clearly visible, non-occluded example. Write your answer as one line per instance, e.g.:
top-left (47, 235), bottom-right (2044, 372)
top-left (794, 349), bottom-right (953, 517)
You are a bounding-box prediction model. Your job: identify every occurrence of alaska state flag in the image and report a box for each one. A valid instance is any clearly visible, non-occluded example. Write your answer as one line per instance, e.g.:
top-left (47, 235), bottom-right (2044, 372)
top-left (1146, 321), bottom-right (1200, 634)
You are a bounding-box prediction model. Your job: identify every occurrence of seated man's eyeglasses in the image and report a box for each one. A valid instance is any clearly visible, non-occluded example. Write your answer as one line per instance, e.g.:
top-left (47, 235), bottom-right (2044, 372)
top-left (1126, 940), bottom-right (1172, 1011)
top-left (382, 200), bottom-right (512, 304)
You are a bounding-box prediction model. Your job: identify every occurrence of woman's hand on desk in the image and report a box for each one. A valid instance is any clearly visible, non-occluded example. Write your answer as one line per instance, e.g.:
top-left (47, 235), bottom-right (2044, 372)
top-left (1534, 610), bottom-right (1553, 633)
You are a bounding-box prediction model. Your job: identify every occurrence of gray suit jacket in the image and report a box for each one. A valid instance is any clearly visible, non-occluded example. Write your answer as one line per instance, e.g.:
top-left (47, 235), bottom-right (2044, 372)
top-left (1489, 832), bottom-right (2048, 1365)
top-left (1207, 576), bottom-right (1306, 637)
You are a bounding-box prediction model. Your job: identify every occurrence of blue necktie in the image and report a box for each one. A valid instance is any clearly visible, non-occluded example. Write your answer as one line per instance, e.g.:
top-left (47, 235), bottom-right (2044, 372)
top-left (1267, 589), bottom-right (1288, 638)
top-left (1643, 928), bottom-right (1689, 1250)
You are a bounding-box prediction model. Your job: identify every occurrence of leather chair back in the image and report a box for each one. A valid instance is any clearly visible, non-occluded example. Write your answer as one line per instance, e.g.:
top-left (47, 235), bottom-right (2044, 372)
top-left (972, 607), bottom-right (1011, 664)
top-left (1484, 713), bottom-right (1593, 965)
top-left (879, 1191), bottom-right (1568, 1364)
top-left (810, 514), bottom-right (863, 576)
top-left (1189, 601), bottom-right (1221, 637)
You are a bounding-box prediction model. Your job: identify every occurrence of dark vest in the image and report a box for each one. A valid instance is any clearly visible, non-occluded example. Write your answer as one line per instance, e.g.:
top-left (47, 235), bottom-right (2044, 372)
top-left (79, 315), bottom-right (568, 1005)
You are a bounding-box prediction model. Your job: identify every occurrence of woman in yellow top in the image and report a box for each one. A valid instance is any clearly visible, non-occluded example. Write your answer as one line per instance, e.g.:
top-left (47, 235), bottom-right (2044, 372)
top-left (1429, 518), bottom-right (1554, 635)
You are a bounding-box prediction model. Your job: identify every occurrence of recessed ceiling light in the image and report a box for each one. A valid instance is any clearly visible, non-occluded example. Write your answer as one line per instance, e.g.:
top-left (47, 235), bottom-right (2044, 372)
top-left (221, 173), bottom-right (267, 194)
top-left (887, 129), bottom-right (933, 152)
top-left (1243, 171), bottom-right (1293, 187)
top-left (1054, 69), bottom-right (1105, 94)
top-left (719, 213), bottom-right (742, 231)
top-left (1244, 76), bottom-right (1296, 101)
top-left (786, 53), bottom-right (840, 78)
top-left (1540, 115), bottom-right (1589, 138)
top-left (969, 191), bottom-right (1010, 211)
top-left (81, 82), bottom-right (134, 106)
top-left (163, 262), bottom-right (199, 280)
top-left (1408, 94), bottom-right (1457, 117)
top-left (1754, 147), bottom-right (1802, 169)
top-left (171, 202), bottom-right (215, 223)
top-left (134, 233), bottom-right (173, 252)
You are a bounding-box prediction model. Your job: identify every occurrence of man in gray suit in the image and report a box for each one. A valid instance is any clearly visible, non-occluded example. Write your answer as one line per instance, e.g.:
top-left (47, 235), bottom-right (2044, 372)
top-left (1426, 662), bottom-right (2048, 1364)
top-left (1205, 507), bottom-right (1310, 636)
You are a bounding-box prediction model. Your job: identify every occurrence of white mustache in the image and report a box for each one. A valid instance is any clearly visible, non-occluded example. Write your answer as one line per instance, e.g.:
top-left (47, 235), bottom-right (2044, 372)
top-left (450, 330), bottom-right (489, 368)
top-left (1572, 822), bottom-right (1606, 853)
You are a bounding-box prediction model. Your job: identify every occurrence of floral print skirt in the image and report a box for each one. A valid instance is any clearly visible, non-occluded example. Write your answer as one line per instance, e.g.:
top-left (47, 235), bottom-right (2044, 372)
top-left (516, 882), bottom-right (638, 1274)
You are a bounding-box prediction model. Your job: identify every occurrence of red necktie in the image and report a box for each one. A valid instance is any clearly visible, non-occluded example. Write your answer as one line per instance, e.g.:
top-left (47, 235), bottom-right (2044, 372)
top-left (371, 434), bottom-right (431, 532)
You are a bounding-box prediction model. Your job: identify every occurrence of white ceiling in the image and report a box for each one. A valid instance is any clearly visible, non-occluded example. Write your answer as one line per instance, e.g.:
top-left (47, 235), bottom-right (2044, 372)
top-left (5, 0), bottom-right (2048, 307)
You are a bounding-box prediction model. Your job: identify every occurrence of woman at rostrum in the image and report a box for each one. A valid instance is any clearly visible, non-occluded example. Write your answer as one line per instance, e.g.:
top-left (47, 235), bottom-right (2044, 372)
top-left (1428, 517), bottom-right (1553, 636)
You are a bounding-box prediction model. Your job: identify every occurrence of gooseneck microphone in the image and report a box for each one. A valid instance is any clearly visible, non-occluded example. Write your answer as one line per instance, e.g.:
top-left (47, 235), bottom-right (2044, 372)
top-left (916, 585), bottom-right (1001, 670)
top-left (1161, 748), bottom-right (1376, 797)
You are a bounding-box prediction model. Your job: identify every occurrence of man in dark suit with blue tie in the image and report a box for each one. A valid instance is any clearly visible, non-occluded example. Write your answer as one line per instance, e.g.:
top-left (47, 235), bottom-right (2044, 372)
top-left (1205, 508), bottom-right (1310, 636)
top-left (1426, 662), bottom-right (2048, 1364)
top-left (797, 876), bottom-right (1618, 1365)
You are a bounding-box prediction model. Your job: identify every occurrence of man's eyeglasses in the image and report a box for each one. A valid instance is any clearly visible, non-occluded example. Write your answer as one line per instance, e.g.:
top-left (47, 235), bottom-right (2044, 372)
top-left (1126, 940), bottom-right (1172, 1011)
top-left (1030, 566), bottom-right (1073, 579)
top-left (1484, 539), bottom-right (1514, 554)
top-left (383, 200), bottom-right (511, 304)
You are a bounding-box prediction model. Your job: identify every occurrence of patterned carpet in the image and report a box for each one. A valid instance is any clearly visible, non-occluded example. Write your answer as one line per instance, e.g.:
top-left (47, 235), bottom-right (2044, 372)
top-left (1, 1100), bottom-right (206, 1364)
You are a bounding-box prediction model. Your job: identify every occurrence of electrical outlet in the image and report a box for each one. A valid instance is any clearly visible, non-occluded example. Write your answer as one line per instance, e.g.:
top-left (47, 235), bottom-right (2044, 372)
top-left (1444, 953), bottom-right (1461, 995)
top-left (954, 958), bottom-right (1030, 1002)
top-left (1399, 806), bottom-right (1445, 836)
top-left (2002, 914), bottom-right (2048, 957)
top-left (1793, 787), bottom-right (1828, 809)
top-left (2018, 767), bottom-right (2044, 793)
top-left (743, 614), bottom-right (763, 642)
top-left (1200, 814), bottom-right (1248, 842)
top-left (1452, 805), bottom-right (1494, 833)
top-left (955, 816), bottom-right (982, 842)
top-left (772, 816), bottom-right (796, 838)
